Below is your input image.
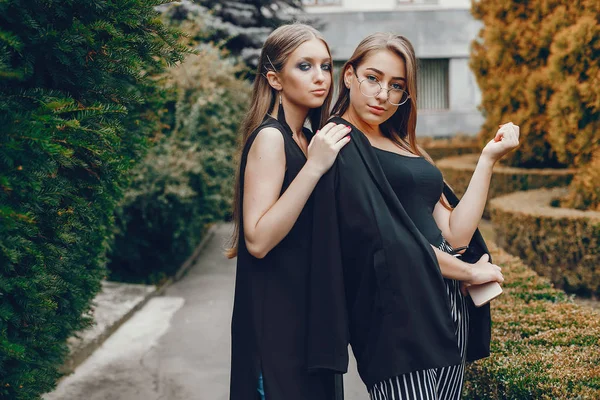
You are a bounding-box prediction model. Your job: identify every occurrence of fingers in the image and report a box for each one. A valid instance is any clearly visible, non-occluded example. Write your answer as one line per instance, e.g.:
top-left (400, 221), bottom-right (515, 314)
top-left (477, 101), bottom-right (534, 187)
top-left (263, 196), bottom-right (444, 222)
top-left (333, 135), bottom-right (351, 151)
top-left (497, 271), bottom-right (505, 283)
top-left (320, 123), bottom-right (349, 138)
top-left (316, 122), bottom-right (337, 136)
top-left (479, 253), bottom-right (490, 263)
top-left (460, 282), bottom-right (470, 297)
top-left (329, 124), bottom-right (352, 142)
top-left (497, 122), bottom-right (520, 146)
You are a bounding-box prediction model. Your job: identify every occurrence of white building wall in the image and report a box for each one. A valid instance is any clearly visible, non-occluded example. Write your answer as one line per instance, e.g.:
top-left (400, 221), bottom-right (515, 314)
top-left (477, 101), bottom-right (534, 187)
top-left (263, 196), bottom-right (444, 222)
top-left (303, 0), bottom-right (472, 13)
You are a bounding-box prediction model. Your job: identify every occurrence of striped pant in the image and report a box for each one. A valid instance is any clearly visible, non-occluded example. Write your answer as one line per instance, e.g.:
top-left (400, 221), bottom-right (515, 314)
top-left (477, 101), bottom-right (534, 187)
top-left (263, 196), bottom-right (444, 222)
top-left (369, 240), bottom-right (470, 400)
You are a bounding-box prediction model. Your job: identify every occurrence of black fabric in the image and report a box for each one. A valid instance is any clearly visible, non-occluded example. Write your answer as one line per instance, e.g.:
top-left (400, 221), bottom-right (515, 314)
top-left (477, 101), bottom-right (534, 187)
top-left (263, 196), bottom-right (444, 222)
top-left (374, 148), bottom-right (444, 247)
top-left (230, 116), bottom-right (337, 400)
top-left (442, 185), bottom-right (492, 363)
top-left (307, 116), bottom-right (491, 389)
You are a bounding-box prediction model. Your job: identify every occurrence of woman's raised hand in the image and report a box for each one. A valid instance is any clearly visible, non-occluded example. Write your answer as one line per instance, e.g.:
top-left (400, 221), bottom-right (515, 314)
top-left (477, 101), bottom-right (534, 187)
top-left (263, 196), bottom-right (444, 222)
top-left (306, 123), bottom-right (352, 176)
top-left (481, 122), bottom-right (520, 163)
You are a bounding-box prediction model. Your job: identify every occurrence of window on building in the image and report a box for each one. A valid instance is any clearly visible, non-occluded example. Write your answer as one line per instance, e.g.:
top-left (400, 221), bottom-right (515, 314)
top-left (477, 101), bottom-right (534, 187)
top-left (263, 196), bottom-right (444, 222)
top-left (417, 58), bottom-right (449, 110)
top-left (302, 0), bottom-right (342, 5)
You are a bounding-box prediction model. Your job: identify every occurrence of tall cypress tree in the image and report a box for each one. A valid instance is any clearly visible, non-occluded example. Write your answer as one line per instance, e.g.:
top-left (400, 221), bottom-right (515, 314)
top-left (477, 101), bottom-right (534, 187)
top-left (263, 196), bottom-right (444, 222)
top-left (0, 1), bottom-right (187, 398)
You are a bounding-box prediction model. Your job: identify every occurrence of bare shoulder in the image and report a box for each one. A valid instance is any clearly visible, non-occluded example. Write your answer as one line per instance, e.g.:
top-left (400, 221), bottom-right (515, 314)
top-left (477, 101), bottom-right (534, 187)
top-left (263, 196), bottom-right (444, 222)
top-left (249, 126), bottom-right (285, 157)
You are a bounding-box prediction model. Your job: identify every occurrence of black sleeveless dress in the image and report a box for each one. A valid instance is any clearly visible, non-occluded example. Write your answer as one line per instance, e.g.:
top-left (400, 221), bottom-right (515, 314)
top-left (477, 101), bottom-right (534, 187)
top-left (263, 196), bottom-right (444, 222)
top-left (229, 116), bottom-right (336, 400)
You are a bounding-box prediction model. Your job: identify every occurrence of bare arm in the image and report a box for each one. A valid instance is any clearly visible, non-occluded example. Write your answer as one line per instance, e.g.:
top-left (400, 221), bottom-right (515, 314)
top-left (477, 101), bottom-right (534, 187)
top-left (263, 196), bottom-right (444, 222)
top-left (433, 123), bottom-right (520, 248)
top-left (243, 124), bottom-right (350, 258)
top-left (432, 246), bottom-right (504, 285)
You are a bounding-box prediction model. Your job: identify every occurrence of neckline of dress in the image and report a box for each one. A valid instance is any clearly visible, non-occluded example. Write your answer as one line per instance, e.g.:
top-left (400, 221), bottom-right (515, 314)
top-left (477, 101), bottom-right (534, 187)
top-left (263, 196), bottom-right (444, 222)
top-left (331, 116), bottom-right (423, 159)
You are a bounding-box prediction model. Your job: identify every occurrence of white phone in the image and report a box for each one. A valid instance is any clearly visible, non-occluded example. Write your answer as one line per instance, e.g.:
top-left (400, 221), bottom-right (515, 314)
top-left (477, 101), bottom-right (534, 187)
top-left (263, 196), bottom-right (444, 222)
top-left (467, 281), bottom-right (503, 307)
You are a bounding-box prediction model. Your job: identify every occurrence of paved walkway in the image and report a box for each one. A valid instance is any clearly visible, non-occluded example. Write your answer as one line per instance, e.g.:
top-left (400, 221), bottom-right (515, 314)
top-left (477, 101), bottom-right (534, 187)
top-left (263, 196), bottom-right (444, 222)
top-left (45, 223), bottom-right (366, 400)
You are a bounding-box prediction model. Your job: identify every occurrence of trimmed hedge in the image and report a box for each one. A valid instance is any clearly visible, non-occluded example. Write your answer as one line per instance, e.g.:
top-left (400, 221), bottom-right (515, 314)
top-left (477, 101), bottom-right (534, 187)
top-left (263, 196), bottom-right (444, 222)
top-left (438, 154), bottom-right (574, 217)
top-left (489, 187), bottom-right (600, 297)
top-left (464, 243), bottom-right (600, 399)
top-left (418, 136), bottom-right (479, 161)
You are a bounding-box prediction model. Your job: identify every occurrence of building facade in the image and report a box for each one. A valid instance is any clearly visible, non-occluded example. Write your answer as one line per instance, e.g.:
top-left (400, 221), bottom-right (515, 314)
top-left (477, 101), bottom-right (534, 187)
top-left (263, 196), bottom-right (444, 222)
top-left (303, 0), bottom-right (484, 137)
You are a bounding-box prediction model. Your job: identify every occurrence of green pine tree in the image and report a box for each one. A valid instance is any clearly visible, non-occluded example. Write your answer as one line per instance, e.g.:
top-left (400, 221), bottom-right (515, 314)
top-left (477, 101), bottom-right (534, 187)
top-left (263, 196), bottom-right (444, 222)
top-left (0, 1), bottom-right (187, 398)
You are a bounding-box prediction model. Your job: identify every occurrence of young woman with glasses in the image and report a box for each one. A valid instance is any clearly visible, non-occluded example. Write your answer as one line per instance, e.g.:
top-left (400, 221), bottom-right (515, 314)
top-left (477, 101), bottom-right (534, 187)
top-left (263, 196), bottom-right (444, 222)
top-left (226, 23), bottom-right (350, 400)
top-left (307, 33), bottom-right (519, 399)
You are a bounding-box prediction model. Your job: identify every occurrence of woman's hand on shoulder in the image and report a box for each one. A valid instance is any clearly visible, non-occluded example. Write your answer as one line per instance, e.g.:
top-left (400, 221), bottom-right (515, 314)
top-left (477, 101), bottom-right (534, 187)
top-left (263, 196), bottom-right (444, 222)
top-left (305, 123), bottom-right (351, 176)
top-left (481, 122), bottom-right (520, 164)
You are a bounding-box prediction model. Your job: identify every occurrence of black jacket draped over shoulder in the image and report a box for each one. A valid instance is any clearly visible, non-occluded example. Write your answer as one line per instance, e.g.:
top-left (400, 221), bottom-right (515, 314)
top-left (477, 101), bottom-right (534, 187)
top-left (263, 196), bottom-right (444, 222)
top-left (307, 117), bottom-right (491, 389)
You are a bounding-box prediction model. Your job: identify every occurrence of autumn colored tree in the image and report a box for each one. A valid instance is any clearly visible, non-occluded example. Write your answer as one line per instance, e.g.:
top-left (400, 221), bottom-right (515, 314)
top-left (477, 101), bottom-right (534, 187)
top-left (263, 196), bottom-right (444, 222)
top-left (471, 0), bottom-right (599, 209)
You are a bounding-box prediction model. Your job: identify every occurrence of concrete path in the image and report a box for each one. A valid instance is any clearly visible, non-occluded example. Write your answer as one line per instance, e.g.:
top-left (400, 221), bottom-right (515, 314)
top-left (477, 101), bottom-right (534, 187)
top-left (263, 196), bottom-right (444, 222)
top-left (45, 223), bottom-right (366, 400)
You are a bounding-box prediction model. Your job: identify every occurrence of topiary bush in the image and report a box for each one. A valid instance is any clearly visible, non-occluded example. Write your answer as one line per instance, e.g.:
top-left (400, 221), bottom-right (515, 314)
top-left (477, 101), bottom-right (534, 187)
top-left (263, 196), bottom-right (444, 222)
top-left (490, 187), bottom-right (600, 296)
top-left (107, 43), bottom-right (251, 283)
top-left (437, 154), bottom-right (574, 217)
top-left (464, 243), bottom-right (600, 399)
top-left (418, 135), bottom-right (479, 161)
top-left (0, 1), bottom-right (185, 398)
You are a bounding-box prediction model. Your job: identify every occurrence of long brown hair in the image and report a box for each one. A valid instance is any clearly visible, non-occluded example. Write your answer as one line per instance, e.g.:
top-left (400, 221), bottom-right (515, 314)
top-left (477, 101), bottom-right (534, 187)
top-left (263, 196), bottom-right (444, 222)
top-left (332, 32), bottom-right (452, 209)
top-left (332, 32), bottom-right (419, 154)
top-left (225, 23), bottom-right (334, 258)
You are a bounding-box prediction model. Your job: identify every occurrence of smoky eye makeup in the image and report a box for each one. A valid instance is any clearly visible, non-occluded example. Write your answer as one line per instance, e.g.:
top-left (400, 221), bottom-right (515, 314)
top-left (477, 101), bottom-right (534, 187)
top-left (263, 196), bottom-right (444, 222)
top-left (297, 62), bottom-right (312, 71)
top-left (296, 58), bottom-right (332, 72)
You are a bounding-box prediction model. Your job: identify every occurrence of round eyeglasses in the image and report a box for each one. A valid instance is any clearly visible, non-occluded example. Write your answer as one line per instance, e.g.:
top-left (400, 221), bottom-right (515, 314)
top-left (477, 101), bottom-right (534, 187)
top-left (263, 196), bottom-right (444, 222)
top-left (353, 69), bottom-right (410, 106)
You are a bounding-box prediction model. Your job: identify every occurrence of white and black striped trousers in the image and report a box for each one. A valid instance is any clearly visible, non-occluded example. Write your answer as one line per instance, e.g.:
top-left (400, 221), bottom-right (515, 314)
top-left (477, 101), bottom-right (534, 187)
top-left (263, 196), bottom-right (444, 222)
top-left (369, 239), bottom-right (470, 400)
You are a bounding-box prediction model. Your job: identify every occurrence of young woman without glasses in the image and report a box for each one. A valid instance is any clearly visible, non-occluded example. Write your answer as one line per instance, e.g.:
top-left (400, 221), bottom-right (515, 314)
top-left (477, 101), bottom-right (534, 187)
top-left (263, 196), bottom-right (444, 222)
top-left (227, 23), bottom-right (350, 400)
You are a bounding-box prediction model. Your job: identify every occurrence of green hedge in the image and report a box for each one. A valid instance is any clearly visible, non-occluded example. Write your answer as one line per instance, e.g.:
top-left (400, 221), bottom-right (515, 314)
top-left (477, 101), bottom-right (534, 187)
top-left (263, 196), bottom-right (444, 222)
top-left (438, 154), bottom-right (574, 217)
top-left (489, 187), bottom-right (600, 296)
top-left (464, 243), bottom-right (600, 399)
top-left (418, 136), bottom-right (479, 161)
top-left (107, 45), bottom-right (251, 283)
top-left (0, 1), bottom-right (185, 398)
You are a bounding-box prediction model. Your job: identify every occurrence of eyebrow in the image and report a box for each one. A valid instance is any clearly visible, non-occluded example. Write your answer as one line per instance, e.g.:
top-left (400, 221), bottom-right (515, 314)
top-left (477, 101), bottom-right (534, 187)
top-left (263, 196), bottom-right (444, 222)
top-left (297, 56), bottom-right (332, 63)
top-left (365, 67), bottom-right (406, 82)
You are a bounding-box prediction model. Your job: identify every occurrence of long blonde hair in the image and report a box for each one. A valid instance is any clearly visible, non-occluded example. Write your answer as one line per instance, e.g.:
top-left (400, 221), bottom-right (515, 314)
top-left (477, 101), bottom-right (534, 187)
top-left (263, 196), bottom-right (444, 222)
top-left (225, 23), bottom-right (333, 258)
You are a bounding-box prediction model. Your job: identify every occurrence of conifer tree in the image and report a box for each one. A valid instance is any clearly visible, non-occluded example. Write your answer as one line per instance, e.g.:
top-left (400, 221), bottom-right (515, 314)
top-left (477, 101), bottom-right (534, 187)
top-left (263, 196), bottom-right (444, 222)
top-left (0, 1), bottom-right (186, 398)
top-left (161, 0), bottom-right (306, 68)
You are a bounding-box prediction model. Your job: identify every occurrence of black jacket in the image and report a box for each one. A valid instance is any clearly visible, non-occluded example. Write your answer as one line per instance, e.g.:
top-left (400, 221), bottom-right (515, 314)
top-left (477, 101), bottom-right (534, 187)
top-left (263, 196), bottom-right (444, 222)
top-left (307, 117), bottom-right (491, 389)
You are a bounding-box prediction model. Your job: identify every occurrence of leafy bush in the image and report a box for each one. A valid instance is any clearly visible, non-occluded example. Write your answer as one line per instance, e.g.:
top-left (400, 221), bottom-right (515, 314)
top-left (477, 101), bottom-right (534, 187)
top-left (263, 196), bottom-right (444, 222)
top-left (490, 188), bottom-right (600, 296)
top-left (546, 15), bottom-right (600, 167)
top-left (0, 1), bottom-right (185, 398)
top-left (470, 0), bottom-right (600, 211)
top-left (470, 0), bottom-right (599, 170)
top-left (560, 150), bottom-right (600, 211)
top-left (107, 44), bottom-right (251, 283)
top-left (464, 243), bottom-right (600, 399)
